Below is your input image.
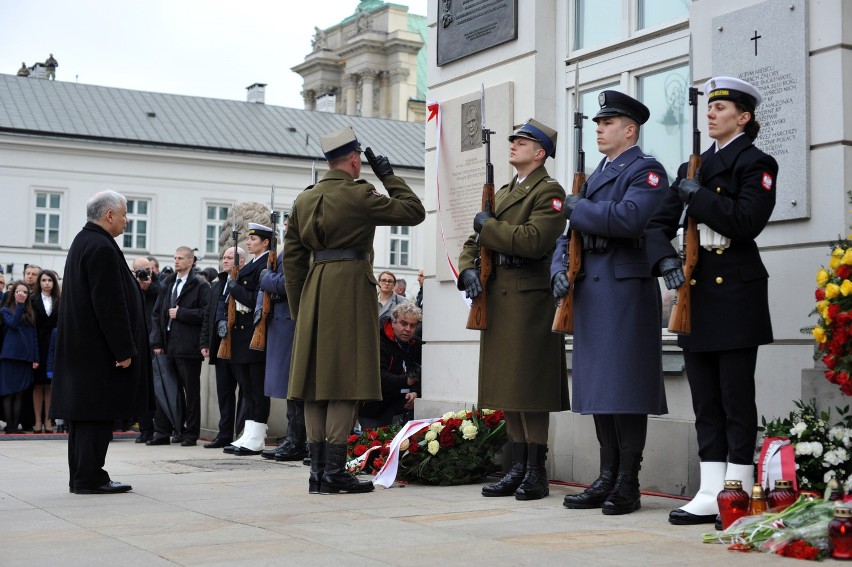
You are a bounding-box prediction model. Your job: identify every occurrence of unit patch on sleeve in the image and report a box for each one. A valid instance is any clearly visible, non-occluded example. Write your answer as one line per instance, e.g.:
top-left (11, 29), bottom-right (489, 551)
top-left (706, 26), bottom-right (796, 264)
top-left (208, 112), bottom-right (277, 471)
top-left (761, 172), bottom-right (774, 191)
top-left (552, 198), bottom-right (563, 212)
top-left (646, 172), bottom-right (660, 188)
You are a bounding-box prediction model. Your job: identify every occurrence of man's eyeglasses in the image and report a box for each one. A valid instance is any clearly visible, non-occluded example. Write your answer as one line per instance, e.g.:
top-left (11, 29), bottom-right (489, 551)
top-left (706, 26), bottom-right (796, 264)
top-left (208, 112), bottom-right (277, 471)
top-left (379, 279), bottom-right (395, 284)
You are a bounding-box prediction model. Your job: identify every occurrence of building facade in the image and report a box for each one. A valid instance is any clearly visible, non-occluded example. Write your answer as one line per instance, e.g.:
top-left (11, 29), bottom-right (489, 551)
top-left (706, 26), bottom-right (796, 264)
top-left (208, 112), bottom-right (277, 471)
top-left (421, 0), bottom-right (846, 495)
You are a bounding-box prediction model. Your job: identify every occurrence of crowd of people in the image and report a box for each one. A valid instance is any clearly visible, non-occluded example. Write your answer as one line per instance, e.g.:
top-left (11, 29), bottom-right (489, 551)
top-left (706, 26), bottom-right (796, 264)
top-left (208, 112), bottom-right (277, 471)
top-left (1, 76), bottom-right (775, 522)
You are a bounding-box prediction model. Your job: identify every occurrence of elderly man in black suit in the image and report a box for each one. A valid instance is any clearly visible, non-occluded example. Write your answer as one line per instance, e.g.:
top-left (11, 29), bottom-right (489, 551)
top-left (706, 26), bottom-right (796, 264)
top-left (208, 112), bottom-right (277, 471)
top-left (52, 190), bottom-right (151, 494)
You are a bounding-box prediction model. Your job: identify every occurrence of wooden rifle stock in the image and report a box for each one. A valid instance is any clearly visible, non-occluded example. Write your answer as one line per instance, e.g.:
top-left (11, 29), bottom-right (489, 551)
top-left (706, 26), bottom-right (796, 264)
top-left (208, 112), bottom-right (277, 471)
top-left (552, 172), bottom-right (585, 333)
top-left (465, 182), bottom-right (495, 330)
top-left (249, 251), bottom-right (275, 351)
top-left (667, 155), bottom-right (701, 334)
top-left (216, 263), bottom-right (239, 359)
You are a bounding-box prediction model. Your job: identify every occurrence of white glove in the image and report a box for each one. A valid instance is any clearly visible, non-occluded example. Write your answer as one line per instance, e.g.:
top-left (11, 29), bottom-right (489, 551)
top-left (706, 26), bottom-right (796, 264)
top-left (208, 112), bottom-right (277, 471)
top-left (698, 223), bottom-right (730, 251)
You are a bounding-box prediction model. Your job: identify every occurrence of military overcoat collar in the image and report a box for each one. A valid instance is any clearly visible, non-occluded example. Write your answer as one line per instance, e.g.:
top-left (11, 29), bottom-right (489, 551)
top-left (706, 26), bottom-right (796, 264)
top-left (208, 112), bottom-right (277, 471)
top-left (495, 165), bottom-right (549, 215)
top-left (696, 134), bottom-right (753, 183)
top-left (585, 145), bottom-right (644, 198)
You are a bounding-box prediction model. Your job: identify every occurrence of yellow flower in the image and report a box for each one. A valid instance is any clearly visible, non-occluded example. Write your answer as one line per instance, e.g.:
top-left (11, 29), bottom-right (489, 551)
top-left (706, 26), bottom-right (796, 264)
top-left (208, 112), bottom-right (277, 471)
top-left (455, 410), bottom-right (469, 420)
top-left (442, 411), bottom-right (455, 421)
top-left (400, 439), bottom-right (410, 452)
top-left (425, 430), bottom-right (437, 442)
top-left (826, 283), bottom-right (841, 299)
top-left (844, 250), bottom-right (852, 266)
top-left (833, 247), bottom-right (845, 258)
top-left (813, 326), bottom-right (827, 343)
top-left (817, 269), bottom-right (830, 288)
top-left (831, 256), bottom-right (842, 270)
top-left (817, 300), bottom-right (830, 321)
top-left (482, 409), bottom-right (495, 415)
top-left (842, 280), bottom-right (852, 296)
top-left (427, 440), bottom-right (440, 455)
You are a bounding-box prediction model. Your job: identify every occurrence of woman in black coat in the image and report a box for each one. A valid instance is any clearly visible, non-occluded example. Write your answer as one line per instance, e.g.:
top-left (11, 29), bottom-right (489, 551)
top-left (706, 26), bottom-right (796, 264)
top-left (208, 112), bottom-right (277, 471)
top-left (32, 269), bottom-right (60, 432)
top-left (645, 77), bottom-right (777, 526)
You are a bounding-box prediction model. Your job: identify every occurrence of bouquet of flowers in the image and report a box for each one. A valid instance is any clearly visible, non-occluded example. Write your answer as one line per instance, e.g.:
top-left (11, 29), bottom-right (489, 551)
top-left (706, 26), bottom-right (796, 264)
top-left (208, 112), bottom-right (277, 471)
top-left (810, 225), bottom-right (852, 395)
top-left (346, 424), bottom-right (402, 475)
top-left (704, 495), bottom-right (837, 560)
top-left (759, 399), bottom-right (852, 493)
top-left (393, 408), bottom-right (507, 486)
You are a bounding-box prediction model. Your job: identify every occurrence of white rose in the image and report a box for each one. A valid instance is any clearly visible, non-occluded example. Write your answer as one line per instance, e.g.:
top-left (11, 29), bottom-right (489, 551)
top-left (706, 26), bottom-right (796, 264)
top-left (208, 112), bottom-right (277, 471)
top-left (455, 410), bottom-right (469, 419)
top-left (462, 424), bottom-right (478, 440)
top-left (831, 427), bottom-right (845, 441)
top-left (811, 441), bottom-right (824, 458)
top-left (425, 430), bottom-right (437, 442)
top-left (442, 412), bottom-right (455, 421)
top-left (427, 440), bottom-right (440, 455)
top-left (400, 439), bottom-right (410, 452)
top-left (795, 442), bottom-right (812, 456)
top-left (461, 419), bottom-right (474, 430)
top-left (791, 422), bottom-right (807, 436)
top-left (430, 422), bottom-right (444, 433)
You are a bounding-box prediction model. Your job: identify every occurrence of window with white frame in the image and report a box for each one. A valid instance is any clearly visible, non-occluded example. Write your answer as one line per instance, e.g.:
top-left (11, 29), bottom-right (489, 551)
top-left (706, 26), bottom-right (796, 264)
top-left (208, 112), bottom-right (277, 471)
top-left (123, 198), bottom-right (150, 250)
top-left (389, 226), bottom-right (411, 268)
top-left (34, 191), bottom-right (61, 245)
top-left (637, 65), bottom-right (691, 183)
top-left (205, 204), bottom-right (229, 255)
top-left (574, 0), bottom-right (689, 51)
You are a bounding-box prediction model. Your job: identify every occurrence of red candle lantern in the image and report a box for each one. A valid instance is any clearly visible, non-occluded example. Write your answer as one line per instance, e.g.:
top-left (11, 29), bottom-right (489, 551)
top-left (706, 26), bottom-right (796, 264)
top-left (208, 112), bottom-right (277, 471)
top-left (767, 479), bottom-right (798, 511)
top-left (717, 480), bottom-right (750, 530)
top-left (829, 506), bottom-right (852, 560)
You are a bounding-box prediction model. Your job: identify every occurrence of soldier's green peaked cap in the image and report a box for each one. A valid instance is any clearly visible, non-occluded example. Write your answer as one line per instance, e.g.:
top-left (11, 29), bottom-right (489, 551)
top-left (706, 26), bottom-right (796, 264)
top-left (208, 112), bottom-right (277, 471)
top-left (321, 126), bottom-right (362, 160)
top-left (508, 118), bottom-right (558, 158)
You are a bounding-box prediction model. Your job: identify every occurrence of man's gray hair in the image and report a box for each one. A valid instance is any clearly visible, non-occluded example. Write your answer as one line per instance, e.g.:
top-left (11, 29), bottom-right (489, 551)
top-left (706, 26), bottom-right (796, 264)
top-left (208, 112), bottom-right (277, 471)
top-left (391, 301), bottom-right (422, 322)
top-left (86, 190), bottom-right (127, 221)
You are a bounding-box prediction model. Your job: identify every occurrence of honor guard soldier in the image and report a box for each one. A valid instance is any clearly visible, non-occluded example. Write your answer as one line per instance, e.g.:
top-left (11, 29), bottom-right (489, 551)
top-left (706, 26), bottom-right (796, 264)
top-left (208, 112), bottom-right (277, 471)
top-left (645, 77), bottom-right (777, 526)
top-left (221, 222), bottom-right (273, 456)
top-left (283, 126), bottom-right (425, 494)
top-left (551, 91), bottom-right (668, 515)
top-left (458, 118), bottom-right (570, 501)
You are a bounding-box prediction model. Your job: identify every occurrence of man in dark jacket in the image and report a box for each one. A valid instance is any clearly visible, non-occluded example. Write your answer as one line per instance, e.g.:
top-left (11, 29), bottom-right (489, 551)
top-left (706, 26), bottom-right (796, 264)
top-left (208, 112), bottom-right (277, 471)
top-left (130, 256), bottom-right (160, 443)
top-left (200, 246), bottom-right (245, 448)
top-left (359, 302), bottom-right (422, 428)
top-left (53, 190), bottom-right (151, 494)
top-left (148, 246), bottom-right (209, 446)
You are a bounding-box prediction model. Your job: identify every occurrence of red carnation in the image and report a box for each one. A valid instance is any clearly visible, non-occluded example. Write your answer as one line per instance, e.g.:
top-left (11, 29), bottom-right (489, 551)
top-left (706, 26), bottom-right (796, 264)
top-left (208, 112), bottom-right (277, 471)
top-left (824, 355), bottom-right (838, 369)
top-left (408, 440), bottom-right (420, 453)
top-left (838, 265), bottom-right (851, 279)
top-left (439, 426), bottom-right (457, 447)
top-left (372, 457), bottom-right (385, 470)
top-left (347, 434), bottom-right (359, 444)
top-left (830, 303), bottom-right (842, 319)
top-left (368, 430), bottom-right (379, 440)
top-left (816, 288), bottom-right (826, 301)
top-left (370, 439), bottom-right (382, 448)
top-left (354, 444), bottom-right (368, 456)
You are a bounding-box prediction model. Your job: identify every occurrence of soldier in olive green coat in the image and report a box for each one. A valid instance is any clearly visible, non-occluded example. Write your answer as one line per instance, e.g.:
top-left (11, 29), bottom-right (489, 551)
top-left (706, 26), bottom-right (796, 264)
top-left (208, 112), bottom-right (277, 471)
top-left (458, 118), bottom-right (569, 502)
top-left (283, 127), bottom-right (425, 495)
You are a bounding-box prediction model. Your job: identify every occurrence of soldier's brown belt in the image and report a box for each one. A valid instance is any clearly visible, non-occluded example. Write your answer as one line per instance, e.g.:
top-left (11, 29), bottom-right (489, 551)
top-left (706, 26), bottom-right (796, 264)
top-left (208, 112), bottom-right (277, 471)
top-left (312, 249), bottom-right (370, 262)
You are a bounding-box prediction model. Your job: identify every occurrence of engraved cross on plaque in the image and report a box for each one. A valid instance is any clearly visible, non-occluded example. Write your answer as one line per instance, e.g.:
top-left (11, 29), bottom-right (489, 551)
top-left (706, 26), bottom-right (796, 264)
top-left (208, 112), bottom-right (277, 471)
top-left (750, 30), bottom-right (761, 55)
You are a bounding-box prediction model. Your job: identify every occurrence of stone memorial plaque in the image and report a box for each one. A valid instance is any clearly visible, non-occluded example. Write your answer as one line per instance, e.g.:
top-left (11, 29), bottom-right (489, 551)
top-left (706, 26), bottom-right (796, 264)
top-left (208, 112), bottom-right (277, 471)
top-left (437, 0), bottom-right (518, 66)
top-left (712, 0), bottom-right (809, 221)
top-left (435, 82), bottom-right (513, 282)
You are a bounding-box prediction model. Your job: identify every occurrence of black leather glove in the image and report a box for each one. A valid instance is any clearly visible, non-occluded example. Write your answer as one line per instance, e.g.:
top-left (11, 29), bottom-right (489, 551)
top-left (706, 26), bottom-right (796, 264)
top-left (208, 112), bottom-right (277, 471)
top-left (226, 279), bottom-right (237, 290)
top-left (562, 193), bottom-right (584, 220)
top-left (216, 320), bottom-right (228, 338)
top-left (658, 256), bottom-right (686, 290)
top-left (459, 268), bottom-right (482, 300)
top-left (473, 210), bottom-right (495, 233)
top-left (364, 147), bottom-right (394, 181)
top-left (677, 176), bottom-right (703, 204)
top-left (552, 271), bottom-right (570, 299)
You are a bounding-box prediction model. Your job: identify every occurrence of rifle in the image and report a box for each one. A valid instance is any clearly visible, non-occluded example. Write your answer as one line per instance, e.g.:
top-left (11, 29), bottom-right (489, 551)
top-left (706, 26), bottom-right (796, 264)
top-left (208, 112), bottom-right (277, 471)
top-left (216, 221), bottom-right (239, 359)
top-left (667, 86), bottom-right (702, 334)
top-left (466, 84), bottom-right (495, 330)
top-left (552, 71), bottom-right (586, 334)
top-left (250, 186), bottom-right (279, 351)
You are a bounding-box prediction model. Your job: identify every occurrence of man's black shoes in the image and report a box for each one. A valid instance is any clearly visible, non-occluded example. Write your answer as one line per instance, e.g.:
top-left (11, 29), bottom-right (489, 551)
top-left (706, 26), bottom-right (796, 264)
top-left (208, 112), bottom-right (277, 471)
top-left (74, 481), bottom-right (132, 494)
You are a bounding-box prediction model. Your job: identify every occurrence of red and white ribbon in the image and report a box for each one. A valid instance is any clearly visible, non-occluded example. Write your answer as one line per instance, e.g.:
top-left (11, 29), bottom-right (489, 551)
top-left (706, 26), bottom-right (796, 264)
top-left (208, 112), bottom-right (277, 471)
top-left (372, 417), bottom-right (437, 488)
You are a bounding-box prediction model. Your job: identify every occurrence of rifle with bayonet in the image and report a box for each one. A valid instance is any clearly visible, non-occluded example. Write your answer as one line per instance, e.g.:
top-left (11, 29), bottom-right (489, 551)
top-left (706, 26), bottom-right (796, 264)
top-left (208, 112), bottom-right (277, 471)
top-left (216, 222), bottom-right (239, 359)
top-left (667, 86), bottom-right (702, 334)
top-left (250, 187), bottom-right (279, 351)
top-left (466, 84), bottom-right (495, 330)
top-left (552, 74), bottom-right (587, 334)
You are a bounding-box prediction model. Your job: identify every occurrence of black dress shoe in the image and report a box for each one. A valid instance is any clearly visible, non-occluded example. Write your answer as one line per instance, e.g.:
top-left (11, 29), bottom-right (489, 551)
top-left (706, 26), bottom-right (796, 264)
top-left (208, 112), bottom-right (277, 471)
top-left (669, 508), bottom-right (718, 525)
top-left (180, 439), bottom-right (197, 447)
top-left (204, 438), bottom-right (232, 449)
top-left (231, 446), bottom-right (262, 456)
top-left (135, 434), bottom-right (152, 444)
top-left (171, 434), bottom-right (183, 444)
top-left (74, 481), bottom-right (132, 494)
top-left (146, 436), bottom-right (170, 446)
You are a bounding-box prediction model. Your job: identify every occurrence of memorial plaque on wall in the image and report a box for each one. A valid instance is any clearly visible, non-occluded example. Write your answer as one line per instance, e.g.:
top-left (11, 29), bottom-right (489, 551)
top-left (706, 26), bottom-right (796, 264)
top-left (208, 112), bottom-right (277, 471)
top-left (437, 0), bottom-right (518, 66)
top-left (435, 82), bottom-right (513, 283)
top-left (712, 0), bottom-right (809, 221)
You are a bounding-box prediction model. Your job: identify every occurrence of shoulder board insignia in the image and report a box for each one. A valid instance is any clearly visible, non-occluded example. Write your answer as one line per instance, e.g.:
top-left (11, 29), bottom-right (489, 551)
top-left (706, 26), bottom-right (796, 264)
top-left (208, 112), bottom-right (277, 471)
top-left (761, 172), bottom-right (774, 191)
top-left (646, 172), bottom-right (660, 187)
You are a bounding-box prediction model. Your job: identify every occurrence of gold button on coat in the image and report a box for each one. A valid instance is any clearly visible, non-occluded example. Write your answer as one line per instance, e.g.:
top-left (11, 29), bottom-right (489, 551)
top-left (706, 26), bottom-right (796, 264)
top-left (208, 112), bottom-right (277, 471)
top-left (716, 248), bottom-right (724, 255)
top-left (715, 276), bottom-right (723, 284)
top-left (716, 187), bottom-right (721, 193)
top-left (690, 279), bottom-right (696, 285)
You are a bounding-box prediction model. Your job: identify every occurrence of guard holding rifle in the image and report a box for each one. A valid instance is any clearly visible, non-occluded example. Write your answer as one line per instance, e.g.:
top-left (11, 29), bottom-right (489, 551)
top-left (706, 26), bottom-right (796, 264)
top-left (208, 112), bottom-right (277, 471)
top-left (218, 222), bottom-right (272, 456)
top-left (458, 118), bottom-right (569, 502)
top-left (283, 127), bottom-right (424, 495)
top-left (645, 77), bottom-right (777, 526)
top-left (551, 91), bottom-right (667, 515)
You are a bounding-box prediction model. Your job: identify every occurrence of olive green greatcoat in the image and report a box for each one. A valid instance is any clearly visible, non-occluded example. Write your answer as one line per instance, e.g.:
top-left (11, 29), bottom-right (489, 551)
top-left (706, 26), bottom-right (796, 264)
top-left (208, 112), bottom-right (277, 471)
top-left (283, 169), bottom-right (425, 402)
top-left (458, 165), bottom-right (570, 412)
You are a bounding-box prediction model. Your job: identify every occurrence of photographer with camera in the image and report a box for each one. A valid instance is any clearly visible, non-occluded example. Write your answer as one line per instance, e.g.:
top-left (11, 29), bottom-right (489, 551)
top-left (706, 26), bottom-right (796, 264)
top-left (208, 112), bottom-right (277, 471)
top-left (358, 302), bottom-right (422, 428)
top-left (129, 257), bottom-right (160, 443)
